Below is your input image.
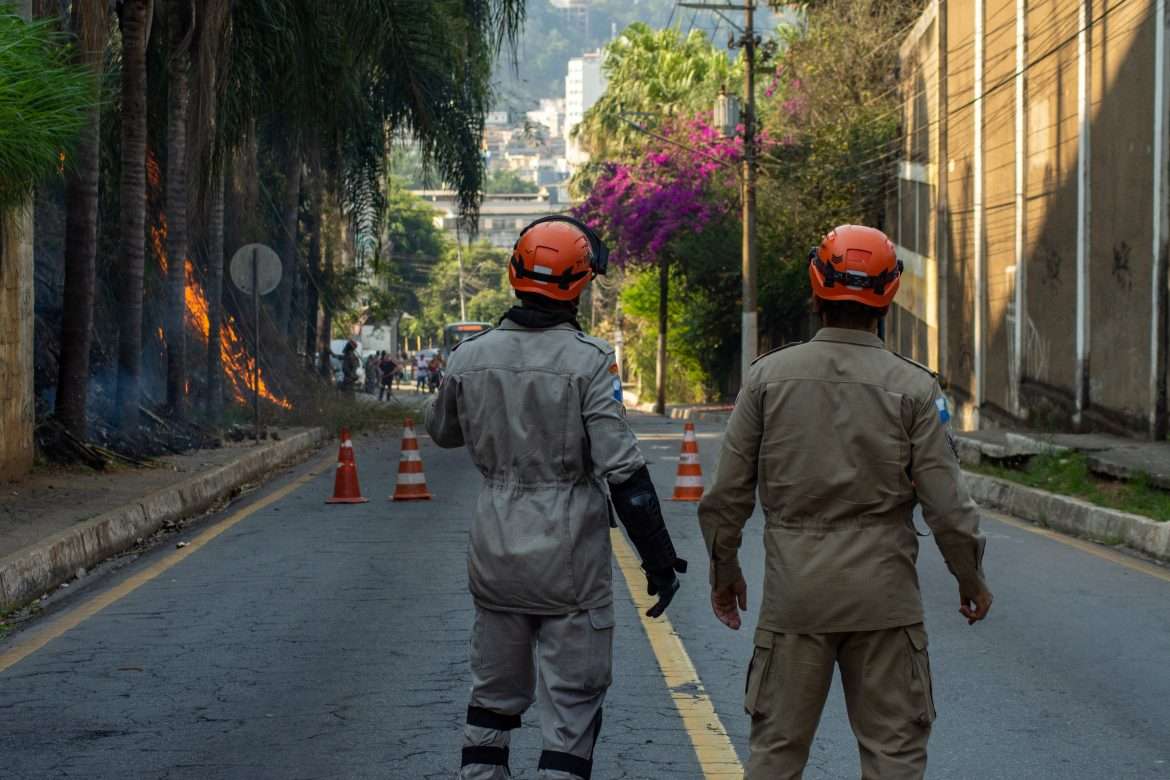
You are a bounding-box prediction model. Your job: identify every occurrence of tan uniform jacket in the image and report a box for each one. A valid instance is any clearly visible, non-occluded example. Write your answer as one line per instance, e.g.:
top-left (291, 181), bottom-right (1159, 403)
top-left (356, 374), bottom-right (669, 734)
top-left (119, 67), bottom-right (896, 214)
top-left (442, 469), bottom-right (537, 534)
top-left (426, 321), bottom-right (645, 615)
top-left (698, 328), bottom-right (987, 634)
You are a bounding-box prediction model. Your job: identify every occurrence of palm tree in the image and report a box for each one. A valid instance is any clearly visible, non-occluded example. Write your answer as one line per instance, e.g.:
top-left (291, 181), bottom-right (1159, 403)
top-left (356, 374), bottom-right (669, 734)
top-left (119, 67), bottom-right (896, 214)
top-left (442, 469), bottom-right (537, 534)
top-left (164, 0), bottom-right (193, 418)
top-left (572, 23), bottom-right (743, 160)
top-left (55, 2), bottom-right (109, 438)
top-left (113, 0), bottom-right (149, 433)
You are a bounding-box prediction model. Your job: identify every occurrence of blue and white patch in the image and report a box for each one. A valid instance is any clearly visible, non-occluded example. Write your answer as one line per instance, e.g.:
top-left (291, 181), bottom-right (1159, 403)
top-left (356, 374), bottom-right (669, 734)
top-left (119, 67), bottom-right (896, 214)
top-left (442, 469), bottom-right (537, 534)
top-left (612, 376), bottom-right (623, 402)
top-left (936, 396), bottom-right (951, 424)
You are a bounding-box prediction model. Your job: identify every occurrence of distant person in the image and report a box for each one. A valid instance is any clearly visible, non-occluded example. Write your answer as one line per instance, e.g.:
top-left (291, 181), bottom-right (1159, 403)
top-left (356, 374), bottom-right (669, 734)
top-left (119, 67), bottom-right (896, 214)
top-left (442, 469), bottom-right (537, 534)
top-left (427, 352), bottom-right (444, 393)
top-left (379, 352), bottom-right (398, 401)
top-left (699, 225), bottom-right (992, 779)
top-left (340, 340), bottom-right (361, 394)
top-left (397, 353), bottom-right (408, 387)
top-left (416, 352), bottom-right (430, 391)
top-left (364, 352), bottom-right (380, 394)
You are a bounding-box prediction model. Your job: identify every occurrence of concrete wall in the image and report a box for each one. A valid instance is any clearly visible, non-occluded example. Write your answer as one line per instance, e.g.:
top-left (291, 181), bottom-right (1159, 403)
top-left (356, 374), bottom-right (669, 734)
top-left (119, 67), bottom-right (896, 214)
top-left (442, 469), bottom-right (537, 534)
top-left (891, 0), bottom-right (1169, 437)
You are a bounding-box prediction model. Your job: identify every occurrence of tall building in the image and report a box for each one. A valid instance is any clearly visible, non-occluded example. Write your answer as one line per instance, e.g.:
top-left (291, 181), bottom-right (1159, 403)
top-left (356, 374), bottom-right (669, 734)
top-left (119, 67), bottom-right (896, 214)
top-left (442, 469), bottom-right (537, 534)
top-left (564, 51), bottom-right (605, 168)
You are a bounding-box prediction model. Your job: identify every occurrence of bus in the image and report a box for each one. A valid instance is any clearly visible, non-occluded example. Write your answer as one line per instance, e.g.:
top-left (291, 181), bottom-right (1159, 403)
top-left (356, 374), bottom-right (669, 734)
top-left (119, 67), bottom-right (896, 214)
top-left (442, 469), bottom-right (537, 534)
top-left (441, 321), bottom-right (492, 358)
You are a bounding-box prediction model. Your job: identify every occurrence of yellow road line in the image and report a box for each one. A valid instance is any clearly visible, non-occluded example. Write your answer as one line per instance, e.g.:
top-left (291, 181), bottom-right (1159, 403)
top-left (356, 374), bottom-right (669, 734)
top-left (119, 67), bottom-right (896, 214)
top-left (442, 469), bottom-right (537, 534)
top-left (0, 454), bottom-right (333, 674)
top-left (987, 510), bottom-right (1170, 584)
top-left (611, 528), bottom-right (744, 778)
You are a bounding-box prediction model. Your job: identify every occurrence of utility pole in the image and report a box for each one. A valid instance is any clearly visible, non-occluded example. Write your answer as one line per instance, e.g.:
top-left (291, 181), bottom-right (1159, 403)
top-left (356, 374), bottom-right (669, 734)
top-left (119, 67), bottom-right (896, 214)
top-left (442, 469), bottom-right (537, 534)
top-left (455, 227), bottom-right (467, 321)
top-left (682, 0), bottom-right (759, 385)
top-left (740, 0), bottom-right (758, 383)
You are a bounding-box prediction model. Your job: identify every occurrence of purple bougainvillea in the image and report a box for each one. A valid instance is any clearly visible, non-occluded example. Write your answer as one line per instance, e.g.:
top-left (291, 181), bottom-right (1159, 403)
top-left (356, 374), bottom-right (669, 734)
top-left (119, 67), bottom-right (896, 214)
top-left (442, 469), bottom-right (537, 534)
top-left (574, 115), bottom-right (745, 267)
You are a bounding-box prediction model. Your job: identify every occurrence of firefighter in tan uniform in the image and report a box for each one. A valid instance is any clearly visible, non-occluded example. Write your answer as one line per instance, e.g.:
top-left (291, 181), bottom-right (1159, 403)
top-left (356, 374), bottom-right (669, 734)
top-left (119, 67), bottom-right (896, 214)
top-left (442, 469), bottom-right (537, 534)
top-left (699, 225), bottom-right (993, 779)
top-left (427, 215), bottom-right (687, 780)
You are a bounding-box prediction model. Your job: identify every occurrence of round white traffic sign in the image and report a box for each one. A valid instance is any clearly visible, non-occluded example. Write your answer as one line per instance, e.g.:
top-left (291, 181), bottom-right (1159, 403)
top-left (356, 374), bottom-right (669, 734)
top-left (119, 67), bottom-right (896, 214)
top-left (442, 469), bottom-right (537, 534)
top-left (229, 243), bottom-right (283, 296)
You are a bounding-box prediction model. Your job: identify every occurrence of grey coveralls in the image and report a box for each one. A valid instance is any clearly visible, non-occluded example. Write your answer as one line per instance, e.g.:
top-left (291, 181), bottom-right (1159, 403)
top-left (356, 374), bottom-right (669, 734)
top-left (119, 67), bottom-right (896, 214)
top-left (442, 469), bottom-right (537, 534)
top-left (425, 320), bottom-right (645, 780)
top-left (698, 328), bottom-right (989, 780)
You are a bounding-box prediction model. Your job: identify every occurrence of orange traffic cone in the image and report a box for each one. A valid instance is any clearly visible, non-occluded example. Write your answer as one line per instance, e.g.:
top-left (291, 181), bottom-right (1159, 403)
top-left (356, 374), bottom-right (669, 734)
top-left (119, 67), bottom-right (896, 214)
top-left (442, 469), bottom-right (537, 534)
top-left (326, 428), bottom-right (369, 504)
top-left (670, 421), bottom-right (704, 501)
top-left (391, 417), bottom-right (432, 501)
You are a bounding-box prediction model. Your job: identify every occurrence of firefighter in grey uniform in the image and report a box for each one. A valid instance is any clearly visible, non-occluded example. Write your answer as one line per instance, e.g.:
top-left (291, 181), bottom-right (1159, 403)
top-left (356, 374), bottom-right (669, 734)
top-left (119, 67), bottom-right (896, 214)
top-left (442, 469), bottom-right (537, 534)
top-left (699, 225), bottom-right (993, 779)
top-left (426, 215), bottom-right (687, 780)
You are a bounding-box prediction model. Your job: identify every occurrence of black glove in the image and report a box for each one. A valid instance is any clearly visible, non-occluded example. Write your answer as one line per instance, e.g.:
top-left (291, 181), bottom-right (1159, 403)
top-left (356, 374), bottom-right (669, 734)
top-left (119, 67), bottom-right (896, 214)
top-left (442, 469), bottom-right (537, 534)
top-left (644, 558), bottom-right (688, 618)
top-left (611, 465), bottom-right (688, 617)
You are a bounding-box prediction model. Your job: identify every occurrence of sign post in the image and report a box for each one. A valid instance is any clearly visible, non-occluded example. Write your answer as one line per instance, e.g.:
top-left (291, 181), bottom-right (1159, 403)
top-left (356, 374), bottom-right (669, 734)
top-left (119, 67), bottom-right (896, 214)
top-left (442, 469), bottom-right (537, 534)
top-left (229, 243), bottom-right (282, 440)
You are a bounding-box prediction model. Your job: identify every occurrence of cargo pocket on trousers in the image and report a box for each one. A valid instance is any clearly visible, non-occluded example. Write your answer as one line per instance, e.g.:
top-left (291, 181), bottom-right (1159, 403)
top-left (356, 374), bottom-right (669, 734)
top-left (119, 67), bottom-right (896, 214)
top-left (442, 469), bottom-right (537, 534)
top-left (744, 629), bottom-right (775, 718)
top-left (585, 605), bottom-right (615, 692)
top-left (904, 625), bottom-right (937, 727)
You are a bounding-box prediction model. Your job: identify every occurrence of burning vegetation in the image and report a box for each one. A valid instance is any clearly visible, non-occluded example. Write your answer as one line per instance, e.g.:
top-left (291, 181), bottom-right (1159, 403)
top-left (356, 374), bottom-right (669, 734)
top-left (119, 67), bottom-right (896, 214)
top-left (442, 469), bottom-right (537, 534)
top-left (151, 202), bottom-right (292, 412)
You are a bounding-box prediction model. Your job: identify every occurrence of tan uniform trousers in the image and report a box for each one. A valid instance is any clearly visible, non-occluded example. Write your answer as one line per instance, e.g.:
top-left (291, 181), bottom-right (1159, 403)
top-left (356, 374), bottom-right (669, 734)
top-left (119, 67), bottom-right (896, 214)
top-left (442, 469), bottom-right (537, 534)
top-left (459, 605), bottom-right (614, 780)
top-left (744, 623), bottom-right (937, 780)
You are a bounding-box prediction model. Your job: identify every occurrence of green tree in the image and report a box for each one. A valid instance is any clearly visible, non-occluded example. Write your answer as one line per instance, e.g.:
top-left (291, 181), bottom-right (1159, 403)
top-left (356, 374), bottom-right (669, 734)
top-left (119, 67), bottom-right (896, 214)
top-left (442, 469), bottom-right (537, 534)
top-left (53, 2), bottom-right (110, 438)
top-left (754, 0), bottom-right (916, 345)
top-left (417, 241), bottom-right (511, 337)
top-left (572, 23), bottom-right (743, 161)
top-left (0, 6), bottom-right (93, 211)
top-left (484, 169), bottom-right (538, 194)
top-left (113, 0), bottom-right (150, 432)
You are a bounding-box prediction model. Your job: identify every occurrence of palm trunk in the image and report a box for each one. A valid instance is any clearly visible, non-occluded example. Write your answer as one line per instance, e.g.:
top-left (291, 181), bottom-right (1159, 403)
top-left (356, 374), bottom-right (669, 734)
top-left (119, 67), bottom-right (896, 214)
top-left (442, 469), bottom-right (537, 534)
top-left (55, 6), bottom-right (106, 438)
top-left (655, 256), bottom-right (668, 415)
top-left (276, 136), bottom-right (301, 341)
top-left (304, 180), bottom-right (321, 374)
top-left (114, 0), bottom-right (149, 433)
top-left (164, 11), bottom-right (191, 418)
top-left (205, 168), bottom-right (225, 421)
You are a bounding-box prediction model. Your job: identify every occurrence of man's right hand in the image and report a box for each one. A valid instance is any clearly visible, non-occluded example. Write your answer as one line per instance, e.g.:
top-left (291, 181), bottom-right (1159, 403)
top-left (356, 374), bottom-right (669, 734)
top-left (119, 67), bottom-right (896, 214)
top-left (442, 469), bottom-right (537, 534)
top-left (711, 576), bottom-right (748, 630)
top-left (960, 585), bottom-right (993, 625)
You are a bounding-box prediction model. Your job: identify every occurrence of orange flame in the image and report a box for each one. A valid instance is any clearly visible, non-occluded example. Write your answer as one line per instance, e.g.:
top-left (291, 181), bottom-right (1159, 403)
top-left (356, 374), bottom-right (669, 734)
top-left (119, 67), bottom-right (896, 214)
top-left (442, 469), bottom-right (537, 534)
top-left (184, 260), bottom-right (293, 410)
top-left (150, 199), bottom-right (292, 410)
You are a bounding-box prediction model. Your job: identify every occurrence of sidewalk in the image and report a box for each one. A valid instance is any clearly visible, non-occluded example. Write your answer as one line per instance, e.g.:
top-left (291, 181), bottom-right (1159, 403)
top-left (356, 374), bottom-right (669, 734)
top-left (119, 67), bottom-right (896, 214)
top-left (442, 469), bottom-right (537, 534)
top-left (0, 427), bottom-right (328, 614)
top-left (955, 429), bottom-right (1170, 563)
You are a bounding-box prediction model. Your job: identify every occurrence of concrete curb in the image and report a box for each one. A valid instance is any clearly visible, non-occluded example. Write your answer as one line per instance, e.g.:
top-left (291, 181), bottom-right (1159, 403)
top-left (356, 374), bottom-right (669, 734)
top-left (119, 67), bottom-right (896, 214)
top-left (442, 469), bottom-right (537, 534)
top-left (963, 471), bottom-right (1170, 562)
top-left (626, 401), bottom-right (735, 423)
top-left (0, 428), bottom-right (328, 613)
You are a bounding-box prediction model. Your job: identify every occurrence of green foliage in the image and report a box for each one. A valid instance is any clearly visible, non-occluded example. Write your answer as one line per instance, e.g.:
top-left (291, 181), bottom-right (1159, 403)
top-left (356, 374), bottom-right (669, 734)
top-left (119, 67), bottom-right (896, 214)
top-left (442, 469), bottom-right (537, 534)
top-left (573, 22), bottom-right (744, 160)
top-left (416, 241), bottom-right (512, 338)
top-left (484, 169), bottom-right (538, 194)
top-left (975, 453), bottom-right (1170, 524)
top-left (621, 266), bottom-right (718, 404)
top-left (0, 6), bottom-right (96, 210)
top-left (754, 0), bottom-right (912, 343)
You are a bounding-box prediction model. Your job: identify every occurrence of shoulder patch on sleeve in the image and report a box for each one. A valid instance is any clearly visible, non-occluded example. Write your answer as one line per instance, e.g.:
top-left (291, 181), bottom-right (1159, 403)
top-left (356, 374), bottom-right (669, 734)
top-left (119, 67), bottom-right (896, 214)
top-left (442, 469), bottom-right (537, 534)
top-left (893, 351), bottom-right (938, 378)
top-left (750, 340), bottom-right (803, 366)
top-left (450, 326), bottom-right (493, 352)
top-left (574, 331), bottom-right (611, 355)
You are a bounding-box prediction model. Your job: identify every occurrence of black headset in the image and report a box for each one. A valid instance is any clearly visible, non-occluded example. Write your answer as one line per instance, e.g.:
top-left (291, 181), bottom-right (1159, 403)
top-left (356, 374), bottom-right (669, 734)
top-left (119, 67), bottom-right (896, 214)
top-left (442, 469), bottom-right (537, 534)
top-left (515, 215), bottom-right (610, 278)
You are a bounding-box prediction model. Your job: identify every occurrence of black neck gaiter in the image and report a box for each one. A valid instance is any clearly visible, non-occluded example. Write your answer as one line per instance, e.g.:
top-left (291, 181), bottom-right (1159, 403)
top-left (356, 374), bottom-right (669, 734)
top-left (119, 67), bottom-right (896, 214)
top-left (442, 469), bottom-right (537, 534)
top-left (502, 293), bottom-right (582, 331)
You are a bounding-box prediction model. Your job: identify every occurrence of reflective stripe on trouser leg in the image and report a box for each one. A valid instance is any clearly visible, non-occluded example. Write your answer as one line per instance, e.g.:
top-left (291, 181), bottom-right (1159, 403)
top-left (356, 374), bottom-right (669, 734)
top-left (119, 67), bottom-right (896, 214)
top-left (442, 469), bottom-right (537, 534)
top-left (534, 607), bottom-right (614, 779)
top-left (460, 608), bottom-right (538, 780)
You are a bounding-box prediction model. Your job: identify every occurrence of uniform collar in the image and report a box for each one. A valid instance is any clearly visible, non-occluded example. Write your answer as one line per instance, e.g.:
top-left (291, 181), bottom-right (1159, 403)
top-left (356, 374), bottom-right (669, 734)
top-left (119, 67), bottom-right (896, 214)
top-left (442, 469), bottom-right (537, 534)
top-left (811, 327), bottom-right (886, 349)
top-left (495, 320), bottom-right (579, 332)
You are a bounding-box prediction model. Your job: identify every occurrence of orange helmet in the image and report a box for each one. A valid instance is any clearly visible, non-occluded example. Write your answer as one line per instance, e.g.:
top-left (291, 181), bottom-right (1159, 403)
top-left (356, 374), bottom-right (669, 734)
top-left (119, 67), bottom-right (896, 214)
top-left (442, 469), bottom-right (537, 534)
top-left (808, 225), bottom-right (903, 308)
top-left (509, 216), bottom-right (609, 302)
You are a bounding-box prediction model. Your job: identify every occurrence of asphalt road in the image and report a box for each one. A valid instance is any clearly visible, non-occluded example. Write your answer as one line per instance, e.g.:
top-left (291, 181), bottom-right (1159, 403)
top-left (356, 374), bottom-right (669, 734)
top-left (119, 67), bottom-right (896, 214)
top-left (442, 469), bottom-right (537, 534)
top-left (2, 412), bottom-right (1169, 779)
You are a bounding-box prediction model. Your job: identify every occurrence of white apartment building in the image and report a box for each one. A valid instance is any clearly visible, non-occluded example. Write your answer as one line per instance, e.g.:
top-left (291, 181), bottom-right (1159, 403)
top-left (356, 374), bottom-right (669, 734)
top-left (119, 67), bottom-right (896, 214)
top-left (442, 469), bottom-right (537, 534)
top-left (564, 52), bottom-right (605, 168)
top-left (525, 98), bottom-right (564, 139)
